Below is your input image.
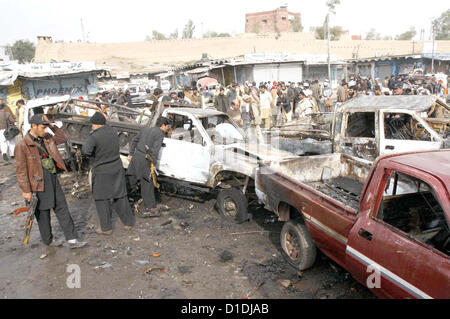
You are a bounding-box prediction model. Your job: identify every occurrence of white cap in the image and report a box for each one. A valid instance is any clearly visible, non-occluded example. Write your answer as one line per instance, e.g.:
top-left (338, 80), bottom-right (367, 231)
top-left (145, 99), bottom-right (154, 104)
top-left (303, 83), bottom-right (309, 87)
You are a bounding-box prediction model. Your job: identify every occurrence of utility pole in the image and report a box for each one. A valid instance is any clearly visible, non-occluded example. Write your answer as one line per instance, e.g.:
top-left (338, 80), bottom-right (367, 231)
top-left (327, 13), bottom-right (331, 84)
top-left (431, 23), bottom-right (435, 74)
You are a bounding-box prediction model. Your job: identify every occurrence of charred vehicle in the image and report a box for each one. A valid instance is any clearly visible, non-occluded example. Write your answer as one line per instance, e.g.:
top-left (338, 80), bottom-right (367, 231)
top-left (54, 99), bottom-right (297, 223)
top-left (273, 95), bottom-right (450, 161)
top-left (256, 150), bottom-right (450, 298)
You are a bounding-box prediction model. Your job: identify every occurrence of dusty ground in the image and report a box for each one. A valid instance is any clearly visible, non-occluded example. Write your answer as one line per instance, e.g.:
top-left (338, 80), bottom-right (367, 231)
top-left (0, 158), bottom-right (374, 299)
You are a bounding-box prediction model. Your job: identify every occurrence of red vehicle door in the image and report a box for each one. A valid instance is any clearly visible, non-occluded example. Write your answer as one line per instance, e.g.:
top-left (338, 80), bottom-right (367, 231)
top-left (345, 164), bottom-right (450, 298)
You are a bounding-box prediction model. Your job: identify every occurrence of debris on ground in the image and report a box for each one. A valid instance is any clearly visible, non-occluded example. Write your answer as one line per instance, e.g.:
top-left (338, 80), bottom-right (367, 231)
top-left (160, 220), bottom-right (172, 227)
top-left (178, 265), bottom-right (192, 274)
top-left (144, 266), bottom-right (165, 274)
top-left (135, 260), bottom-right (149, 265)
top-left (219, 249), bottom-right (233, 262)
top-left (40, 254), bottom-right (47, 259)
top-left (277, 279), bottom-right (292, 289)
top-left (94, 262), bottom-right (112, 269)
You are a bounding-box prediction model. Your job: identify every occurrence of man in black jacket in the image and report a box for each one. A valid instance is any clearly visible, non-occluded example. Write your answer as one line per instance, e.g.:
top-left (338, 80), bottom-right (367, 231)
top-left (127, 117), bottom-right (171, 215)
top-left (214, 87), bottom-right (229, 113)
top-left (82, 112), bottom-right (135, 235)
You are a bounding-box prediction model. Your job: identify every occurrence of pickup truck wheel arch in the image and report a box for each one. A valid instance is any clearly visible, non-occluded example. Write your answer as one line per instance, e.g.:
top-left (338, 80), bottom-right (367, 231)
top-left (280, 220), bottom-right (317, 271)
top-left (215, 188), bottom-right (249, 224)
top-left (278, 202), bottom-right (305, 224)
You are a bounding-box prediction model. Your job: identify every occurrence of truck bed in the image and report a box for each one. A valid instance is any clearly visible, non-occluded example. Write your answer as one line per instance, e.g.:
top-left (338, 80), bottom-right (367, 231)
top-left (306, 177), bottom-right (365, 211)
top-left (267, 153), bottom-right (372, 210)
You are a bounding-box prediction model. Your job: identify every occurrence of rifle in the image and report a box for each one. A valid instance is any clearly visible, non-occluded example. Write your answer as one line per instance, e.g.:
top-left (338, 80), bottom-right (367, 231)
top-left (144, 145), bottom-right (160, 189)
top-left (14, 193), bottom-right (38, 245)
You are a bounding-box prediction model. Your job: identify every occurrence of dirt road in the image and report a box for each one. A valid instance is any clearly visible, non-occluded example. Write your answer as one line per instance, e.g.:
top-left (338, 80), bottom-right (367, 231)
top-left (0, 159), bottom-right (374, 299)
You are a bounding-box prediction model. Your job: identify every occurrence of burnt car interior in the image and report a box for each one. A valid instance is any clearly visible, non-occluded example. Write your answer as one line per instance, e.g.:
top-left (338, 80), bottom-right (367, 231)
top-left (377, 171), bottom-right (449, 256)
top-left (384, 113), bottom-right (431, 141)
top-left (166, 114), bottom-right (203, 145)
top-left (202, 115), bottom-right (244, 145)
top-left (346, 112), bottom-right (375, 138)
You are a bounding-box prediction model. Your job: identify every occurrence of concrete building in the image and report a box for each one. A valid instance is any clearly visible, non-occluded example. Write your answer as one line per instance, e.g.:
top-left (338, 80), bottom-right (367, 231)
top-left (245, 6), bottom-right (301, 33)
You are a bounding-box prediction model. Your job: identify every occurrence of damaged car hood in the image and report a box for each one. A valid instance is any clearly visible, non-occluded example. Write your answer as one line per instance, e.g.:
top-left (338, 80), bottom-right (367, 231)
top-left (221, 143), bottom-right (299, 161)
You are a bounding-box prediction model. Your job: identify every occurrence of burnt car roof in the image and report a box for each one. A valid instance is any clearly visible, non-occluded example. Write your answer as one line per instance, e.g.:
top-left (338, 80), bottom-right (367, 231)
top-left (340, 95), bottom-right (448, 112)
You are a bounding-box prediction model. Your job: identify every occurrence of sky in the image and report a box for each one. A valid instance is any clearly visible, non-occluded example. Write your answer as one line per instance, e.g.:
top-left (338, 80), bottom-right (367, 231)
top-left (0, 0), bottom-right (447, 45)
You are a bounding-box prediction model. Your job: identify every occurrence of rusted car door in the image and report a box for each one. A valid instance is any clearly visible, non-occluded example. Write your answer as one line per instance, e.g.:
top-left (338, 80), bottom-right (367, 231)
top-left (346, 167), bottom-right (450, 299)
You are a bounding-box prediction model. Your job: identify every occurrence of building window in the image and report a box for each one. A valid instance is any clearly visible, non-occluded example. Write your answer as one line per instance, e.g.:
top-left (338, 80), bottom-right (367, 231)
top-left (282, 17), bottom-right (286, 20)
top-left (262, 19), bottom-right (267, 24)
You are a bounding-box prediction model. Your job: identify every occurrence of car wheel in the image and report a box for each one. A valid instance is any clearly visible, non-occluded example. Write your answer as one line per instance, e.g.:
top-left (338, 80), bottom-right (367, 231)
top-left (216, 187), bottom-right (249, 224)
top-left (280, 220), bottom-right (317, 270)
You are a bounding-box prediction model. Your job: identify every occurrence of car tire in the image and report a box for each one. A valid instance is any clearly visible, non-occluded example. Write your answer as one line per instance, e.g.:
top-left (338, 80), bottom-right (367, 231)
top-left (216, 187), bottom-right (249, 224)
top-left (280, 220), bottom-right (317, 271)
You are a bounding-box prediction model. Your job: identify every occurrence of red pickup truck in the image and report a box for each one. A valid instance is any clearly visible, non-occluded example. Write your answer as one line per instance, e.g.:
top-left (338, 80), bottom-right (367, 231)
top-left (255, 150), bottom-right (450, 298)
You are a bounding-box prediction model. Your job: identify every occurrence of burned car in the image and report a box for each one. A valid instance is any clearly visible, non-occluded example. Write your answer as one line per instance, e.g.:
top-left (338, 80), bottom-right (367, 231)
top-left (273, 95), bottom-right (450, 161)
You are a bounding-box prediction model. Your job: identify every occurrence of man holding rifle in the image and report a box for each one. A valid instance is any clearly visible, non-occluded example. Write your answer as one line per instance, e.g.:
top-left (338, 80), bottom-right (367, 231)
top-left (127, 117), bottom-right (171, 216)
top-left (14, 114), bottom-right (87, 248)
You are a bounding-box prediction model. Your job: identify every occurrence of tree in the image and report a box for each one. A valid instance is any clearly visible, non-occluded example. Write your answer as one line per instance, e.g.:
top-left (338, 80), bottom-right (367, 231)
top-left (182, 20), bottom-right (195, 39)
top-left (326, 0), bottom-right (341, 14)
top-left (6, 40), bottom-right (35, 63)
top-left (151, 30), bottom-right (166, 40)
top-left (432, 9), bottom-right (450, 40)
top-left (290, 15), bottom-right (303, 32)
top-left (169, 29), bottom-right (179, 39)
top-left (202, 31), bottom-right (231, 38)
top-left (395, 27), bottom-right (416, 40)
top-left (365, 28), bottom-right (382, 40)
top-left (314, 25), bottom-right (343, 41)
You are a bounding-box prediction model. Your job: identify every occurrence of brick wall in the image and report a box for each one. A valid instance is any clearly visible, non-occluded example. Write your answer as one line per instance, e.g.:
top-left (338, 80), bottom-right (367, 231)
top-left (245, 7), bottom-right (301, 33)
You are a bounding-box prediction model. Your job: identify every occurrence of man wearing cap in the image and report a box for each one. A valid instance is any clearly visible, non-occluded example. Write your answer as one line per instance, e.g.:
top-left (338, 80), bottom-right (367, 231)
top-left (82, 113), bottom-right (135, 235)
top-left (128, 117), bottom-right (171, 216)
top-left (136, 100), bottom-right (153, 125)
top-left (14, 114), bottom-right (87, 248)
top-left (295, 91), bottom-right (315, 119)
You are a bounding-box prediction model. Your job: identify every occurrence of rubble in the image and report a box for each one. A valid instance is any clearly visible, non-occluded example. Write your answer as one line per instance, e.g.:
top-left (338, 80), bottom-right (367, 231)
top-left (277, 279), bottom-right (292, 289)
top-left (219, 250), bottom-right (233, 262)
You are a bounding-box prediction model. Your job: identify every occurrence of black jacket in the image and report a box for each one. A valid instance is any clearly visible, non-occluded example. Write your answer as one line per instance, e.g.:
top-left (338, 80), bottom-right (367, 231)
top-left (82, 125), bottom-right (127, 200)
top-left (277, 95), bottom-right (291, 113)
